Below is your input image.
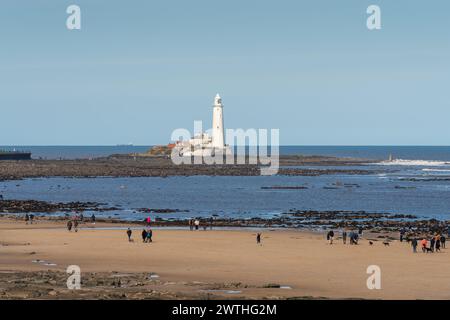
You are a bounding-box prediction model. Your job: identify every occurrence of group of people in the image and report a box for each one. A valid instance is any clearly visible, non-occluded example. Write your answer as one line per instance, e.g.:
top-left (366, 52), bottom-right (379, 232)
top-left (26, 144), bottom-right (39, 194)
top-left (65, 212), bottom-right (93, 232)
top-left (24, 213), bottom-right (35, 224)
top-left (325, 226), bottom-right (448, 253)
top-left (410, 234), bottom-right (446, 253)
top-left (189, 219), bottom-right (200, 230)
top-left (25, 211), bottom-right (97, 228)
top-left (188, 217), bottom-right (214, 231)
top-left (64, 212), bottom-right (97, 232)
top-left (126, 216), bottom-right (154, 243)
top-left (343, 230), bottom-right (361, 245)
top-left (327, 229), bottom-right (361, 245)
top-left (399, 227), bottom-right (447, 253)
top-left (141, 228), bottom-right (153, 243)
top-left (66, 219), bottom-right (79, 232)
top-left (125, 228), bottom-right (153, 243)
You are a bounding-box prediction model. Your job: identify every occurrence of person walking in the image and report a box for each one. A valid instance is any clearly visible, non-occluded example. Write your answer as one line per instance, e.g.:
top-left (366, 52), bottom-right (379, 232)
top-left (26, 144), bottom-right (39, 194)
top-left (430, 237), bottom-right (435, 252)
top-left (67, 220), bottom-right (73, 232)
top-left (142, 229), bottom-right (147, 242)
top-left (435, 238), bottom-right (441, 252)
top-left (256, 233), bottom-right (261, 245)
top-left (194, 219), bottom-right (200, 230)
top-left (327, 230), bottom-right (334, 245)
top-left (74, 220), bottom-right (79, 232)
top-left (441, 235), bottom-right (446, 249)
top-left (91, 214), bottom-right (96, 224)
top-left (354, 233), bottom-right (359, 244)
top-left (25, 214), bottom-right (30, 225)
top-left (350, 232), bottom-right (359, 245)
top-left (349, 232), bottom-right (356, 245)
top-left (29, 214), bottom-right (34, 224)
top-left (126, 228), bottom-right (132, 242)
top-left (189, 219), bottom-right (193, 231)
top-left (411, 238), bottom-right (418, 253)
top-left (146, 229), bottom-right (153, 243)
top-left (209, 217), bottom-right (214, 230)
top-left (342, 230), bottom-right (347, 244)
top-left (358, 227), bottom-right (363, 238)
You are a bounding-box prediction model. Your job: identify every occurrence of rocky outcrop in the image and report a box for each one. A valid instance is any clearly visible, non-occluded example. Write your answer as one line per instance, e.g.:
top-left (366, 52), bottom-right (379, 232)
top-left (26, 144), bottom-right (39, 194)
top-left (0, 155), bottom-right (382, 181)
top-left (0, 200), bottom-right (117, 213)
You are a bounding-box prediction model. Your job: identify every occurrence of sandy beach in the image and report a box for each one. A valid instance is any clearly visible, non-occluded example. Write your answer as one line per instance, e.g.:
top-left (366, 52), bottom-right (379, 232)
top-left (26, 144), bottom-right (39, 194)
top-left (1, 217), bottom-right (449, 300)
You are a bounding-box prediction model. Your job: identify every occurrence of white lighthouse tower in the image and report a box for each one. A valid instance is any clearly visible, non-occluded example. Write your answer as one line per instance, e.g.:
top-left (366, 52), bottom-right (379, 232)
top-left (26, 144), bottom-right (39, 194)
top-left (174, 93), bottom-right (231, 157)
top-left (211, 93), bottom-right (225, 148)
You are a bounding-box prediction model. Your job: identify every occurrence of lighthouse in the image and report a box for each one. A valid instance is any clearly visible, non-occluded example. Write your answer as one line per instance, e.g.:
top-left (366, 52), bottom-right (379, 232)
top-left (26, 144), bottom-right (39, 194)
top-left (211, 93), bottom-right (225, 148)
top-left (173, 94), bottom-right (231, 157)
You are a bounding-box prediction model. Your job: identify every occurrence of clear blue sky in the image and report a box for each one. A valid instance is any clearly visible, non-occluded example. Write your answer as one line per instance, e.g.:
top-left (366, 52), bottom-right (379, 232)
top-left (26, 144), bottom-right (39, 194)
top-left (0, 0), bottom-right (449, 145)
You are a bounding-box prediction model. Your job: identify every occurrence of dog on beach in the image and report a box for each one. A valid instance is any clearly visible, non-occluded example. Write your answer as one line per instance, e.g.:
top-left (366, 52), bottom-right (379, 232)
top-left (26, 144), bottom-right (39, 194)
top-left (369, 241), bottom-right (374, 246)
top-left (383, 241), bottom-right (390, 246)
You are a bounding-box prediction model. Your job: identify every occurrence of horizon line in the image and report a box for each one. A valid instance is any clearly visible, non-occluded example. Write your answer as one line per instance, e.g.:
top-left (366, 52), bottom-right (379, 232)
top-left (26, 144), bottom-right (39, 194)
top-left (1, 145), bottom-right (449, 148)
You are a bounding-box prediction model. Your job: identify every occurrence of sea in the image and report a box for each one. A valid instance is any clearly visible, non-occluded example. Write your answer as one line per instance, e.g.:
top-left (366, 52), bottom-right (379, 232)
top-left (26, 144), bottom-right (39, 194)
top-left (1, 146), bottom-right (449, 222)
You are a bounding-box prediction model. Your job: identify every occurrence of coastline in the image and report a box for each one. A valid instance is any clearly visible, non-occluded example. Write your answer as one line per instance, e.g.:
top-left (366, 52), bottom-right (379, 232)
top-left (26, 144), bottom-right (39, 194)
top-left (1, 218), bottom-right (449, 300)
top-left (1, 202), bottom-right (449, 235)
top-left (1, 196), bottom-right (448, 236)
top-left (1, 153), bottom-right (449, 300)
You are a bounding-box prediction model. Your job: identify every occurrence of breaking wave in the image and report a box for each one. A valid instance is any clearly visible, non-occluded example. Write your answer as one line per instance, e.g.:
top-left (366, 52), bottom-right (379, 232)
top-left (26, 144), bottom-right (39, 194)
top-left (422, 168), bottom-right (450, 172)
top-left (376, 159), bottom-right (450, 167)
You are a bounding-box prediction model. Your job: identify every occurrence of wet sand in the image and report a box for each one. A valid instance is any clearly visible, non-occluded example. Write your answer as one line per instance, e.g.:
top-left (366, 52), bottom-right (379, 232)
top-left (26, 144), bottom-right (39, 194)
top-left (0, 218), bottom-right (449, 300)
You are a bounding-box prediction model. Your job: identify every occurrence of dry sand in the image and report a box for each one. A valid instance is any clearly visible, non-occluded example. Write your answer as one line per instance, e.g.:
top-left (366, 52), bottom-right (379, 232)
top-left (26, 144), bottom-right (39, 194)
top-left (0, 218), bottom-right (449, 300)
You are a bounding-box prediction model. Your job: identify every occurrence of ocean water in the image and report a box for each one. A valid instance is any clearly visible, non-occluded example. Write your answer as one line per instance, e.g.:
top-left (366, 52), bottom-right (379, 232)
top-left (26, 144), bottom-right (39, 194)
top-left (1, 145), bottom-right (450, 161)
top-left (1, 146), bottom-right (449, 222)
top-left (0, 146), bottom-right (149, 160)
top-left (1, 164), bottom-right (450, 221)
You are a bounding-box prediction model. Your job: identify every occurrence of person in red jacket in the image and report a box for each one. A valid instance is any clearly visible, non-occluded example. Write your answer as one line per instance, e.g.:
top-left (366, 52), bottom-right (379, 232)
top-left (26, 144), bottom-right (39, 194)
top-left (421, 238), bottom-right (428, 253)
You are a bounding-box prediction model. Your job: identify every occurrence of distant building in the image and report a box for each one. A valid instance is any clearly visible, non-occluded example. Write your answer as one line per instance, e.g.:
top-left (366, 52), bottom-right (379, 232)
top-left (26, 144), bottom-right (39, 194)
top-left (175, 94), bottom-right (231, 157)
